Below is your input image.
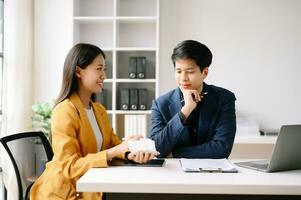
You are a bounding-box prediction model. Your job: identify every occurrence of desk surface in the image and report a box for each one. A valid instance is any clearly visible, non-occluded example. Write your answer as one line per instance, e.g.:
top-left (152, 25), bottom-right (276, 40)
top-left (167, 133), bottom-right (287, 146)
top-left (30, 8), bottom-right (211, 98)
top-left (76, 159), bottom-right (301, 195)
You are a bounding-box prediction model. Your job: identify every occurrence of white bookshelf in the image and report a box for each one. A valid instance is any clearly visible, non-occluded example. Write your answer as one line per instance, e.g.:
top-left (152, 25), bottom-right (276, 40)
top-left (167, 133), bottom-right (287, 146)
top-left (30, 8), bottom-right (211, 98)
top-left (73, 0), bottom-right (159, 138)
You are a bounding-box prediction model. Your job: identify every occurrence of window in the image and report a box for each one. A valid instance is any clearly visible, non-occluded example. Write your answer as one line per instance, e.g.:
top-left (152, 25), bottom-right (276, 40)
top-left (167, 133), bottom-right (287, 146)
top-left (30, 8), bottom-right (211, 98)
top-left (0, 0), bottom-right (3, 114)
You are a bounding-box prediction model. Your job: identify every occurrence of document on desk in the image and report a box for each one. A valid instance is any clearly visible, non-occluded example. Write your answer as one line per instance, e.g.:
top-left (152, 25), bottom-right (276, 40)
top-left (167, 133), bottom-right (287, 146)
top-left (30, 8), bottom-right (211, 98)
top-left (180, 158), bottom-right (238, 173)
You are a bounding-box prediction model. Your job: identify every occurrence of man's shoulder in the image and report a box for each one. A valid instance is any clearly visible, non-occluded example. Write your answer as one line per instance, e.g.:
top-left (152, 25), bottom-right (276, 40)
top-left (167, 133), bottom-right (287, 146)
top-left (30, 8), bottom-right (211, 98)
top-left (155, 89), bottom-right (178, 104)
top-left (208, 84), bottom-right (236, 100)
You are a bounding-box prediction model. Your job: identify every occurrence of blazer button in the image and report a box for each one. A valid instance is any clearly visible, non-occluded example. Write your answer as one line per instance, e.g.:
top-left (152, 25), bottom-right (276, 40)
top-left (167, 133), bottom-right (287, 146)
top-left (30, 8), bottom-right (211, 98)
top-left (76, 192), bottom-right (82, 198)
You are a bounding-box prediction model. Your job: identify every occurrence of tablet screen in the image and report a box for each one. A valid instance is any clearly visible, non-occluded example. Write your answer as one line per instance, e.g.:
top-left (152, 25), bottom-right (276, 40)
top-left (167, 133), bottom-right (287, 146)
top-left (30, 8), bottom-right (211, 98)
top-left (109, 158), bottom-right (165, 167)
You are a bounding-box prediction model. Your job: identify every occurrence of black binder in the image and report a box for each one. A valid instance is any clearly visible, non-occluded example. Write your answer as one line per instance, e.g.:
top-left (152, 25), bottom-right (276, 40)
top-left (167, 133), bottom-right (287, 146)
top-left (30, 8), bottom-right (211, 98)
top-left (129, 57), bottom-right (137, 79)
top-left (138, 88), bottom-right (148, 110)
top-left (137, 56), bottom-right (146, 79)
top-left (130, 88), bottom-right (138, 110)
top-left (120, 89), bottom-right (130, 110)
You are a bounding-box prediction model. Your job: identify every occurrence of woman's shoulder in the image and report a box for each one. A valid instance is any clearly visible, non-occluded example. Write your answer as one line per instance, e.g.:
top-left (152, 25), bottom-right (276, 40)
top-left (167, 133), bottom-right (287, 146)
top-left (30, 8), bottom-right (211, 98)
top-left (52, 98), bottom-right (79, 117)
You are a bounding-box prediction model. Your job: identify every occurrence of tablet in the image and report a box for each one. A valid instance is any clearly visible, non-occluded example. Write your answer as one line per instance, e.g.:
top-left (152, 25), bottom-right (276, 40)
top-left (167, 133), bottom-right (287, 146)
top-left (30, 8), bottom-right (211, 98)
top-left (109, 158), bottom-right (165, 167)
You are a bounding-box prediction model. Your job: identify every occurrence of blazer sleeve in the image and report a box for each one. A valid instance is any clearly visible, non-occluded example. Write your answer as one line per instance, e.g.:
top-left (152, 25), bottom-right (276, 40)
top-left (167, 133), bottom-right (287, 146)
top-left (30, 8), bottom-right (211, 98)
top-left (51, 103), bottom-right (109, 180)
top-left (172, 93), bottom-right (237, 158)
top-left (150, 99), bottom-right (186, 157)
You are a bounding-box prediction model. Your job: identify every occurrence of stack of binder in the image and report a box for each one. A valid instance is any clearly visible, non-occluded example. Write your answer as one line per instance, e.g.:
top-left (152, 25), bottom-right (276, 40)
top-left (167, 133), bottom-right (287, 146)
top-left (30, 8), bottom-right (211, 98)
top-left (124, 115), bottom-right (147, 138)
top-left (128, 56), bottom-right (146, 79)
top-left (120, 88), bottom-right (148, 110)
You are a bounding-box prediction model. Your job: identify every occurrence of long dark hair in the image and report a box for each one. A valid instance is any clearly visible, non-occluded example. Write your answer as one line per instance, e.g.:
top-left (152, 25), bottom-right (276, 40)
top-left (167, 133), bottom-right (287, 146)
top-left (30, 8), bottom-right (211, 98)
top-left (55, 43), bottom-right (105, 105)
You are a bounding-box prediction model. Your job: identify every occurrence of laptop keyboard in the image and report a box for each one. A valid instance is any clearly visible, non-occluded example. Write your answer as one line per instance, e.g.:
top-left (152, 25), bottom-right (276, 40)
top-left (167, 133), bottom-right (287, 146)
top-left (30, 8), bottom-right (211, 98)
top-left (248, 162), bottom-right (269, 170)
top-left (236, 160), bottom-right (269, 170)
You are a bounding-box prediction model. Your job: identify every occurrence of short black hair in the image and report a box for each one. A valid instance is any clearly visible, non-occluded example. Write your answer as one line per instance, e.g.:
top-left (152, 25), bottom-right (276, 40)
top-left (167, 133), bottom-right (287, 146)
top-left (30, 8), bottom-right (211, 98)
top-left (171, 40), bottom-right (212, 72)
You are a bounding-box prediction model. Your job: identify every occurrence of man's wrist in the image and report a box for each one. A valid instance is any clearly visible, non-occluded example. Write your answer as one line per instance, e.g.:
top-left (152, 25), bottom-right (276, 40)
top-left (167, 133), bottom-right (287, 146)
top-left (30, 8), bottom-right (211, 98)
top-left (178, 111), bottom-right (187, 123)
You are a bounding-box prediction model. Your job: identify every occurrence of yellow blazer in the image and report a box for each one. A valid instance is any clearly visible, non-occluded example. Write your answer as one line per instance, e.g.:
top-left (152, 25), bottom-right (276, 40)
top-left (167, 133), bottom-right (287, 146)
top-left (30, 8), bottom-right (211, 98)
top-left (30, 93), bottom-right (123, 200)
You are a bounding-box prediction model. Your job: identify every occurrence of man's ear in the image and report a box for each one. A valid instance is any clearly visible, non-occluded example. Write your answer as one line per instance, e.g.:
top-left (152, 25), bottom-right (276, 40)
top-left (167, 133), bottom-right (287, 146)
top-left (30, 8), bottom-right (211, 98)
top-left (202, 67), bottom-right (209, 78)
top-left (75, 66), bottom-right (81, 78)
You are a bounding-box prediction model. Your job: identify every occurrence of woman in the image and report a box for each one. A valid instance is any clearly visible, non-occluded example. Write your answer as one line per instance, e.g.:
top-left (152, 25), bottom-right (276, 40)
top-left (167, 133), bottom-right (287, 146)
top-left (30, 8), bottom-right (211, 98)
top-left (30, 43), bottom-right (156, 199)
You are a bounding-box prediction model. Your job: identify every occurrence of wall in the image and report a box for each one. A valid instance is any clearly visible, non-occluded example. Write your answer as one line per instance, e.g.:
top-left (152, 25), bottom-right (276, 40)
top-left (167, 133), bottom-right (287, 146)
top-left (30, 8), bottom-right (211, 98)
top-left (34, 0), bottom-right (73, 103)
top-left (159, 0), bottom-right (301, 130)
top-left (33, 0), bottom-right (301, 130)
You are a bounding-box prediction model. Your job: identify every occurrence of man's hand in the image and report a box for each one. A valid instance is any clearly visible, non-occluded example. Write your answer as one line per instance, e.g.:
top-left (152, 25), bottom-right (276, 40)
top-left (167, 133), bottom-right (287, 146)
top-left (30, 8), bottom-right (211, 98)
top-left (180, 89), bottom-right (201, 118)
top-left (127, 151), bottom-right (159, 163)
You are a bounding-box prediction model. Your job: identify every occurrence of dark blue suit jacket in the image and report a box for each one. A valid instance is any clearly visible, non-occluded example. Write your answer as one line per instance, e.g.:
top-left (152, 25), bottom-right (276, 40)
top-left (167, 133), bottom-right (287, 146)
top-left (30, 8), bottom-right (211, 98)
top-left (150, 83), bottom-right (236, 158)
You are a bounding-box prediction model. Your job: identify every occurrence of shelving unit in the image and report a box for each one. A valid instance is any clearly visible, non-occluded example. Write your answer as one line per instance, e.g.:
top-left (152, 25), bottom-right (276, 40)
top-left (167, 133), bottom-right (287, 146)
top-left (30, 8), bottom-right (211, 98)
top-left (234, 135), bottom-right (277, 144)
top-left (73, 0), bottom-right (159, 138)
top-left (231, 135), bottom-right (277, 159)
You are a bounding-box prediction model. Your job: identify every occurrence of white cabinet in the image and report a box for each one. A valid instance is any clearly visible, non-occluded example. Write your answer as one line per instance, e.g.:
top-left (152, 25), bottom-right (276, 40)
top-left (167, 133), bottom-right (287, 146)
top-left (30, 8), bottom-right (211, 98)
top-left (230, 136), bottom-right (277, 159)
top-left (73, 0), bottom-right (159, 138)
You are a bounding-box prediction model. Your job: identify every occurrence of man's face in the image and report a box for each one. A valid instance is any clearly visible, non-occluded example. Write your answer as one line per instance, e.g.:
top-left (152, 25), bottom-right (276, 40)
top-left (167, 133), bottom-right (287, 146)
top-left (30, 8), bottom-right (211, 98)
top-left (174, 58), bottom-right (208, 92)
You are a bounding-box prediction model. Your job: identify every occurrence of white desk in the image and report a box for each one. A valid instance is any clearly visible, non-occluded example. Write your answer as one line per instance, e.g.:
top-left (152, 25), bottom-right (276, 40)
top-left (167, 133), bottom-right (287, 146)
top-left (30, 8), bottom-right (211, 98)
top-left (77, 159), bottom-right (301, 196)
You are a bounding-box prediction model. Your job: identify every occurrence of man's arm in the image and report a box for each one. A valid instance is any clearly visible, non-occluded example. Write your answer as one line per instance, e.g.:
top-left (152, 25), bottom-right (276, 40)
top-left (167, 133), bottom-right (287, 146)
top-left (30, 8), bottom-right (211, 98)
top-left (150, 100), bottom-right (185, 157)
top-left (172, 95), bottom-right (236, 158)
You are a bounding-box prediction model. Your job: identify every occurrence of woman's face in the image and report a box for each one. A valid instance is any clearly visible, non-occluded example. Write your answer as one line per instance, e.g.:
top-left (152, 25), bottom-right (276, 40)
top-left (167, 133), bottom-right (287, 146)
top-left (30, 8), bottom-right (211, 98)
top-left (76, 54), bottom-right (106, 95)
top-left (174, 58), bottom-right (208, 92)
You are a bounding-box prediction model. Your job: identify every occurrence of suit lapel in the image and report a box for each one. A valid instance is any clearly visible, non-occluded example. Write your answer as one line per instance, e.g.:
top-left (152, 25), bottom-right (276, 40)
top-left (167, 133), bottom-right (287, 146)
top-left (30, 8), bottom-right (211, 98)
top-left (70, 93), bottom-right (98, 153)
top-left (168, 88), bottom-right (183, 117)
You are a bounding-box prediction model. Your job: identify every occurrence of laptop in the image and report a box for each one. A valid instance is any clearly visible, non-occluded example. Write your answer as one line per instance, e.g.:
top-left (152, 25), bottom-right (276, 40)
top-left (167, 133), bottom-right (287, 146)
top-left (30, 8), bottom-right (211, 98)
top-left (235, 125), bottom-right (301, 172)
top-left (109, 158), bottom-right (165, 167)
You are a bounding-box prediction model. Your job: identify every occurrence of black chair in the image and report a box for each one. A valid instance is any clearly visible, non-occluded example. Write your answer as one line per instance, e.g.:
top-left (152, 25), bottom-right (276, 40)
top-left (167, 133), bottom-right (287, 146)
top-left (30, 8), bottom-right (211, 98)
top-left (0, 131), bottom-right (53, 200)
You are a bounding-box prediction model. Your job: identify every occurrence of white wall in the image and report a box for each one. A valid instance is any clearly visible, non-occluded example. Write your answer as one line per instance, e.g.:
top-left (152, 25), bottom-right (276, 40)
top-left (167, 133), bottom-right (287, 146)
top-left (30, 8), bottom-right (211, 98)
top-left (160, 0), bottom-right (301, 130)
top-left (33, 0), bottom-right (301, 130)
top-left (34, 0), bottom-right (73, 103)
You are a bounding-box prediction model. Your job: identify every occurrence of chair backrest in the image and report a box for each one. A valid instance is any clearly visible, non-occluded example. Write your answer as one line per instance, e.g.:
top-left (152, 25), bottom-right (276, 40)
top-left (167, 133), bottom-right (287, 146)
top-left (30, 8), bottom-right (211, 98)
top-left (0, 131), bottom-right (53, 200)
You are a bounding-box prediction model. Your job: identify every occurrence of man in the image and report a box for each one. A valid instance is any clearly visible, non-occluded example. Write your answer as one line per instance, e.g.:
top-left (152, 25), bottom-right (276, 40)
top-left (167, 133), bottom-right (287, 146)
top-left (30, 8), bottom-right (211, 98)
top-left (150, 40), bottom-right (236, 158)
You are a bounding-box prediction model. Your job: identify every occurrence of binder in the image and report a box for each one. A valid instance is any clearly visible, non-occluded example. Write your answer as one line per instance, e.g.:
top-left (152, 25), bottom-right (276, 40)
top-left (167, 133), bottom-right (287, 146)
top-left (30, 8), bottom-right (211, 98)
top-left (138, 88), bottom-right (148, 110)
top-left (137, 56), bottom-right (146, 79)
top-left (124, 115), bottom-right (147, 138)
top-left (124, 114), bottom-right (133, 137)
top-left (128, 57), bottom-right (137, 79)
top-left (137, 115), bottom-right (147, 138)
top-left (180, 158), bottom-right (238, 173)
top-left (120, 89), bottom-right (130, 110)
top-left (130, 88), bottom-right (138, 110)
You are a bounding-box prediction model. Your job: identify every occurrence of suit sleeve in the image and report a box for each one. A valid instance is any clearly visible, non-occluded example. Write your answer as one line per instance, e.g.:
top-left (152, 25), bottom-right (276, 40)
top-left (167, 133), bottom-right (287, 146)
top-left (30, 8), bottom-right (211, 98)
top-left (172, 93), bottom-right (236, 158)
top-left (51, 104), bottom-right (109, 180)
top-left (150, 100), bottom-right (185, 157)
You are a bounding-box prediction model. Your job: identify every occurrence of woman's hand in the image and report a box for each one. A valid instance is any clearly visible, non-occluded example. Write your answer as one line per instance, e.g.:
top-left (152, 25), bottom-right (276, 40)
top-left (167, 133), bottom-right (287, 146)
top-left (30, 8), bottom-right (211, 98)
top-left (106, 135), bottom-right (144, 161)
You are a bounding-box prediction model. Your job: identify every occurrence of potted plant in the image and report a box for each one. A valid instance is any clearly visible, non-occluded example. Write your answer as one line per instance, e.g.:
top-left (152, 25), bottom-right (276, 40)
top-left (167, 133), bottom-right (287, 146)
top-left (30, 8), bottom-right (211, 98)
top-left (31, 101), bottom-right (54, 175)
top-left (31, 101), bottom-right (54, 143)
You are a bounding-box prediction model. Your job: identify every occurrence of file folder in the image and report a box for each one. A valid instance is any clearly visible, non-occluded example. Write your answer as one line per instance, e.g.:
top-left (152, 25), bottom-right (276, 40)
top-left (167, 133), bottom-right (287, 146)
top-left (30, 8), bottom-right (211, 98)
top-left (180, 158), bottom-right (238, 173)
top-left (130, 88), bottom-right (138, 110)
top-left (138, 88), bottom-right (148, 110)
top-left (137, 56), bottom-right (146, 79)
top-left (121, 89), bottom-right (130, 110)
top-left (129, 57), bottom-right (137, 79)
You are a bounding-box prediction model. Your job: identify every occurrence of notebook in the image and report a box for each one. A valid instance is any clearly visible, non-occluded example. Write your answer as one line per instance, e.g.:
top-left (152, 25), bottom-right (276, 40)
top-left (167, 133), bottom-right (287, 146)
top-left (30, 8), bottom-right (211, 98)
top-left (235, 125), bottom-right (301, 172)
top-left (109, 158), bottom-right (165, 167)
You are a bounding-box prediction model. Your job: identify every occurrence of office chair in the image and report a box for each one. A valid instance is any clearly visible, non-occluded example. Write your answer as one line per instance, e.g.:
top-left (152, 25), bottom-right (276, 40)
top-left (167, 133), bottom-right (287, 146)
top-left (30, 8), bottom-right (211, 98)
top-left (0, 131), bottom-right (53, 200)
